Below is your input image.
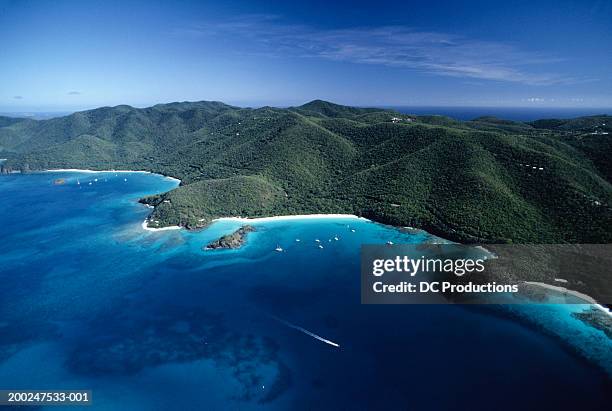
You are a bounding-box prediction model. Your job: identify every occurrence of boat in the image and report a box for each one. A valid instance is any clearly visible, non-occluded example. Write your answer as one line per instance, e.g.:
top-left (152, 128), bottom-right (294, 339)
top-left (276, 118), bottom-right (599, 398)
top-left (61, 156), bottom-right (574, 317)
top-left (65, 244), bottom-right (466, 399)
top-left (318, 244), bottom-right (324, 249)
top-left (315, 239), bottom-right (321, 243)
top-left (275, 245), bottom-right (283, 252)
top-left (295, 239), bottom-right (300, 242)
top-left (386, 241), bottom-right (394, 245)
top-left (334, 235), bottom-right (339, 241)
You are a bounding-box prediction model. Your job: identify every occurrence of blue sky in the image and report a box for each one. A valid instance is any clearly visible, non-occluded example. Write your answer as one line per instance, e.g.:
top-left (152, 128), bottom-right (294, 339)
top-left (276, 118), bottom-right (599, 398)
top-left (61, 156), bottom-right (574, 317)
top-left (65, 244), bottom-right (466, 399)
top-left (1, 0), bottom-right (611, 111)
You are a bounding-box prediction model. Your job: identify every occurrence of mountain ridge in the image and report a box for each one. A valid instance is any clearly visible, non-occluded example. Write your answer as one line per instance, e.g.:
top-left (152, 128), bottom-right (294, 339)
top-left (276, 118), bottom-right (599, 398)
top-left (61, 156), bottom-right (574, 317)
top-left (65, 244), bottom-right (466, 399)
top-left (1, 100), bottom-right (610, 244)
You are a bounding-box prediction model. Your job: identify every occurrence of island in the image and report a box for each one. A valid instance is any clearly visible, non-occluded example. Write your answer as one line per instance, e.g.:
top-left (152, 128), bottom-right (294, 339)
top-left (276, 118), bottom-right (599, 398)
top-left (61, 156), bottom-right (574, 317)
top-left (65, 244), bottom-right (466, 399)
top-left (204, 225), bottom-right (256, 250)
top-left (0, 100), bottom-right (610, 246)
top-left (1, 100), bottom-right (610, 304)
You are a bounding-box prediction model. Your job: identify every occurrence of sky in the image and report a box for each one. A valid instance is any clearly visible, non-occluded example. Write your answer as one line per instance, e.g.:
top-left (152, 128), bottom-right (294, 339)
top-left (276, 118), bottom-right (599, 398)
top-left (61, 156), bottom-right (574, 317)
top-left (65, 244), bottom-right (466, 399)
top-left (1, 0), bottom-right (611, 111)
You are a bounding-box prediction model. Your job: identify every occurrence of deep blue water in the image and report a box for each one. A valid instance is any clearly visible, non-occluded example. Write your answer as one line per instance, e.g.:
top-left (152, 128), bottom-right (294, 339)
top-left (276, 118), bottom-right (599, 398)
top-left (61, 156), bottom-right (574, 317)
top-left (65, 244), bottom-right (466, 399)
top-left (5, 107), bottom-right (611, 123)
top-left (390, 106), bottom-right (611, 121)
top-left (0, 172), bottom-right (610, 410)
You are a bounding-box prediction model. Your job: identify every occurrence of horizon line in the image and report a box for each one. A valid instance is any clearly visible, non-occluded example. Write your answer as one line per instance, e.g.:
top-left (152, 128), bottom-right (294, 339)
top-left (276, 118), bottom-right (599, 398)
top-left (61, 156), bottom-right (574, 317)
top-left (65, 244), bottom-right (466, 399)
top-left (2, 99), bottom-right (612, 114)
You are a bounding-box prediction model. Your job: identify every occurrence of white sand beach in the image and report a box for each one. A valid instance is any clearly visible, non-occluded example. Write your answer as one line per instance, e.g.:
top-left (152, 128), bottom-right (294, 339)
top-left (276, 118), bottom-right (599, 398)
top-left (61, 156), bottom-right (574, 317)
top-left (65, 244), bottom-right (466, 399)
top-left (523, 281), bottom-right (598, 304)
top-left (521, 282), bottom-right (611, 317)
top-left (141, 220), bottom-right (181, 232)
top-left (142, 214), bottom-right (367, 233)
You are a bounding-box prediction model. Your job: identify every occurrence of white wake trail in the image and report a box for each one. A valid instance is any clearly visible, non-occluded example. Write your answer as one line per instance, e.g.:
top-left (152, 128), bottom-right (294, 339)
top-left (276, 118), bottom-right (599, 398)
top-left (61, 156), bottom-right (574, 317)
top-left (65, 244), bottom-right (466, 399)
top-left (272, 316), bottom-right (340, 348)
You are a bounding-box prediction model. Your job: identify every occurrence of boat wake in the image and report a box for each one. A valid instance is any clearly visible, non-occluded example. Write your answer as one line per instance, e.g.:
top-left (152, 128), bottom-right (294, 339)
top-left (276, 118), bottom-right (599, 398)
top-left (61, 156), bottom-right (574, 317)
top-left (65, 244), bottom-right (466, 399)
top-left (271, 315), bottom-right (340, 348)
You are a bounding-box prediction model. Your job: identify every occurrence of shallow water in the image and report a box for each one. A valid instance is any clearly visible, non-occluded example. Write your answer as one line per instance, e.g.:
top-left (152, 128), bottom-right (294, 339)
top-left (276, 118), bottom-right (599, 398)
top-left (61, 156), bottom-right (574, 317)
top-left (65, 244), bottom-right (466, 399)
top-left (0, 172), bottom-right (610, 410)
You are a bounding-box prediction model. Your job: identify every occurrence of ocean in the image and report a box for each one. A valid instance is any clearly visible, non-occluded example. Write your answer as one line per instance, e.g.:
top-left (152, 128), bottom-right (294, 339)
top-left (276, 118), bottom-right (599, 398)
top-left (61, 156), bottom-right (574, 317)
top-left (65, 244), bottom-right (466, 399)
top-left (4, 107), bottom-right (611, 122)
top-left (391, 106), bottom-right (611, 121)
top-left (0, 171), bottom-right (610, 410)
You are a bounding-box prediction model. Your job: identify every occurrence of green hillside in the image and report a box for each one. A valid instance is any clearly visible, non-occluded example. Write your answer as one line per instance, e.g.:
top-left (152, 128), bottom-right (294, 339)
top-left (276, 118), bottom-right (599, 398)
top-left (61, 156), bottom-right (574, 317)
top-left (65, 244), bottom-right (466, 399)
top-left (1, 101), bottom-right (610, 244)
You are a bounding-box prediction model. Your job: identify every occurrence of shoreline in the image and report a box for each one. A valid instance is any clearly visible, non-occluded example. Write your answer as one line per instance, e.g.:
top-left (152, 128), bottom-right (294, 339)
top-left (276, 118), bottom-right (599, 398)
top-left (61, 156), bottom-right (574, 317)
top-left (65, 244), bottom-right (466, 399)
top-left (43, 170), bottom-right (602, 315)
top-left (141, 220), bottom-right (182, 232)
top-left (141, 213), bottom-right (368, 233)
top-left (523, 281), bottom-right (611, 317)
top-left (41, 168), bottom-right (181, 184)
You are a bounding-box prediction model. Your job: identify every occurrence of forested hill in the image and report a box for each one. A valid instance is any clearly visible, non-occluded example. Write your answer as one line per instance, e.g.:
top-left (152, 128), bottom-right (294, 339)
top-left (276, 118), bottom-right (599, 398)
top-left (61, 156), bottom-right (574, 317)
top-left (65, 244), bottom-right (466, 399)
top-left (0, 100), bottom-right (610, 244)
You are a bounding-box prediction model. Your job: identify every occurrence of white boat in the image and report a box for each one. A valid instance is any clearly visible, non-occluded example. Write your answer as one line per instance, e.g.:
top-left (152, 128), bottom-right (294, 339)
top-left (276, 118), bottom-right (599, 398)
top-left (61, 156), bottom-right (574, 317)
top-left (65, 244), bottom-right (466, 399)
top-left (275, 245), bottom-right (283, 252)
top-left (350, 229), bottom-right (356, 233)
top-left (334, 236), bottom-right (339, 241)
top-left (295, 239), bottom-right (301, 242)
top-left (386, 241), bottom-right (394, 245)
top-left (315, 239), bottom-right (321, 243)
top-left (318, 244), bottom-right (324, 249)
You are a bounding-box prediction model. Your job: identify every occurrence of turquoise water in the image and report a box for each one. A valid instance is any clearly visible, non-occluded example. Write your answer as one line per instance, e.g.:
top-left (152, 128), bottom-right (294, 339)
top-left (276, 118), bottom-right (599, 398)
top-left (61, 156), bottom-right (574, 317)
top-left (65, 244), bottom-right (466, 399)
top-left (0, 171), bottom-right (610, 410)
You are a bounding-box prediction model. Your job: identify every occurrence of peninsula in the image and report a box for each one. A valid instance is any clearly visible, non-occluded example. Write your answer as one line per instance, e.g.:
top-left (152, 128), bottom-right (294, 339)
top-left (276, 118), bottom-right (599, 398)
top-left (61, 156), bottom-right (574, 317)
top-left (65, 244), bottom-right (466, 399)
top-left (205, 225), bottom-right (256, 250)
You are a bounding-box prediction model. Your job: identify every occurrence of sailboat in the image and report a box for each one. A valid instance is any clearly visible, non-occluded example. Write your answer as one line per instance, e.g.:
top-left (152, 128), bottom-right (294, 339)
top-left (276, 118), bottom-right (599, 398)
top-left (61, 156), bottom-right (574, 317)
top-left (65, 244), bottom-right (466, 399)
top-left (275, 244), bottom-right (284, 252)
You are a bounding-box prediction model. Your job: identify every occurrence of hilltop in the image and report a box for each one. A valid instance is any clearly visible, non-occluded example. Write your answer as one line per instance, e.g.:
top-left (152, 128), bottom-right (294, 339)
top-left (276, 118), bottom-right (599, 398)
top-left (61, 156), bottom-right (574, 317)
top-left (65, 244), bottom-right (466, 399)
top-left (0, 101), bottom-right (610, 244)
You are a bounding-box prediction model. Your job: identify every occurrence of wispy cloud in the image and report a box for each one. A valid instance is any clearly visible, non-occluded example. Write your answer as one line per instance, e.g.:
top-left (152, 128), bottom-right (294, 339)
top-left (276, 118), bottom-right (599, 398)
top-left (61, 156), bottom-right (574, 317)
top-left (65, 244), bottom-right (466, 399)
top-left (67, 91), bottom-right (81, 95)
top-left (13, 95), bottom-right (23, 99)
top-left (175, 16), bottom-right (581, 86)
top-left (525, 97), bottom-right (546, 103)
